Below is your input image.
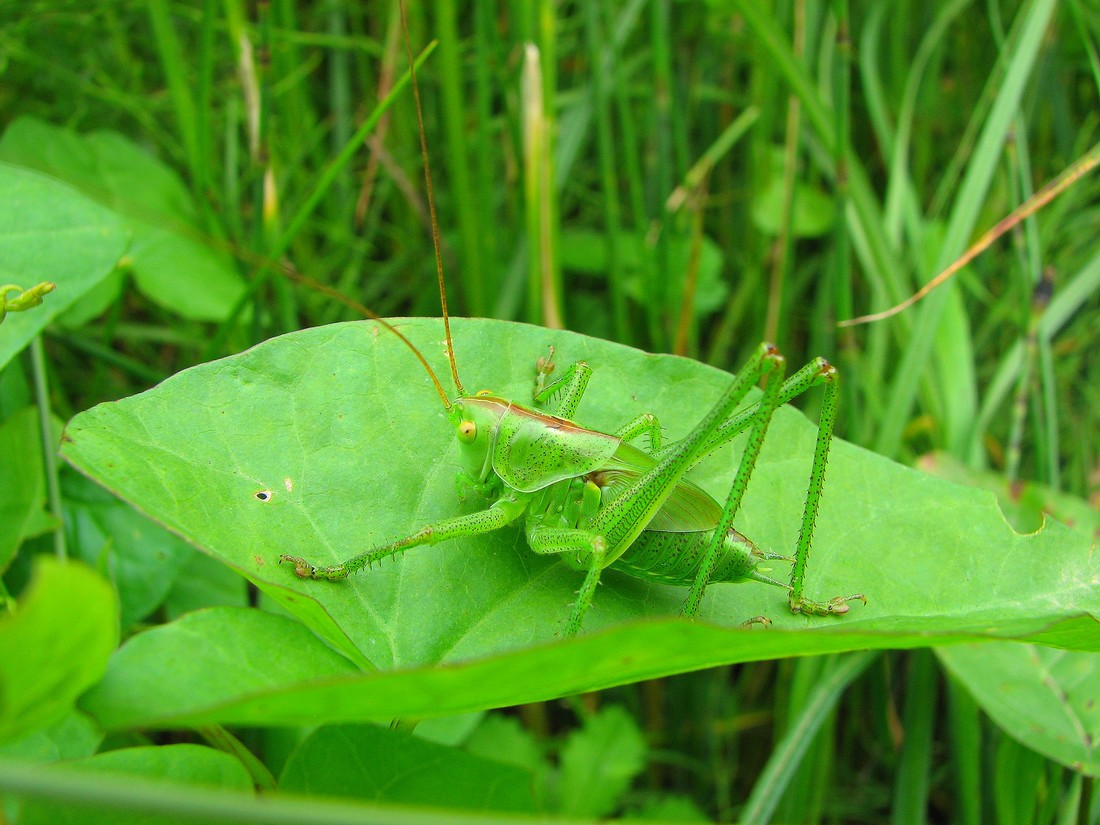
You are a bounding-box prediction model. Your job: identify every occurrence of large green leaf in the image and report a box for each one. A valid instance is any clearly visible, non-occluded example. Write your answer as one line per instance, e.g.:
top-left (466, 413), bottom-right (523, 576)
top-left (61, 319), bottom-right (1099, 713)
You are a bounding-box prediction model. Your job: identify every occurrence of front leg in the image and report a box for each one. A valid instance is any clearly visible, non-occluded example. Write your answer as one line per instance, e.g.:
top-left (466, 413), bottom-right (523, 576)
top-left (281, 496), bottom-right (528, 580)
top-left (534, 346), bottom-right (557, 398)
top-left (455, 469), bottom-right (496, 502)
top-left (527, 521), bottom-right (608, 637)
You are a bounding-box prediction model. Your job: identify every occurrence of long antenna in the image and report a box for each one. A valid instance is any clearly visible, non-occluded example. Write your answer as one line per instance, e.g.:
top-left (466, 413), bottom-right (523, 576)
top-left (279, 262), bottom-right (452, 409)
top-left (399, 0), bottom-right (466, 396)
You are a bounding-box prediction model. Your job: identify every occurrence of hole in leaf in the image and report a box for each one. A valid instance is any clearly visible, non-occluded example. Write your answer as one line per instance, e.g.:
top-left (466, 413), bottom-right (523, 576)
top-left (255, 490), bottom-right (273, 502)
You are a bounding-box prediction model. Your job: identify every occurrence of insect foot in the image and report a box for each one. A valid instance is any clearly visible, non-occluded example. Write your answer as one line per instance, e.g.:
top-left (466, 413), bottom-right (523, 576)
top-left (534, 346), bottom-right (556, 398)
top-left (738, 616), bottom-right (772, 629)
top-left (536, 346), bottom-right (556, 376)
top-left (790, 593), bottom-right (867, 616)
top-left (279, 554), bottom-right (346, 581)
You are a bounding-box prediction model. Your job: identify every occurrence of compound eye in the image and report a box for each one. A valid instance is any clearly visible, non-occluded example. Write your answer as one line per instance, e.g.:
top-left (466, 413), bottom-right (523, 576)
top-left (457, 420), bottom-right (477, 443)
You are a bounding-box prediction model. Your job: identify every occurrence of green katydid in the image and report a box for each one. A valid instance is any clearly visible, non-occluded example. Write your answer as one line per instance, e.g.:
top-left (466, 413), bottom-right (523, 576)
top-left (279, 5), bottom-right (864, 636)
top-left (280, 328), bottom-right (865, 636)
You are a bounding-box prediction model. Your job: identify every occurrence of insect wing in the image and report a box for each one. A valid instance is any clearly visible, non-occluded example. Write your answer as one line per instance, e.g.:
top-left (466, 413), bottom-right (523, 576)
top-left (598, 442), bottom-right (723, 532)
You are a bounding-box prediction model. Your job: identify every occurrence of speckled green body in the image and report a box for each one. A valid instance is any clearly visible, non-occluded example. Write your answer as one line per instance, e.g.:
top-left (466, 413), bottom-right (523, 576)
top-left (611, 529), bottom-right (763, 587)
top-left (523, 470), bottom-right (759, 586)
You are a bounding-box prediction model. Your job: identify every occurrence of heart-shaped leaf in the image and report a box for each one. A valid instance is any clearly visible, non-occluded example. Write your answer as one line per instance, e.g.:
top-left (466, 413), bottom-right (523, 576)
top-left (61, 319), bottom-right (1100, 688)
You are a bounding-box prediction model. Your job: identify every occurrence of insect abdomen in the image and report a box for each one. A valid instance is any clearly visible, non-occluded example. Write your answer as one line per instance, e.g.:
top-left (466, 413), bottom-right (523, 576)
top-left (611, 528), bottom-right (762, 587)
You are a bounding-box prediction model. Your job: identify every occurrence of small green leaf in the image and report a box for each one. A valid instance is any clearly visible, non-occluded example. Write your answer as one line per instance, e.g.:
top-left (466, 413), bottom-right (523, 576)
top-left (76, 744), bottom-right (252, 789)
top-left (18, 744), bottom-right (252, 825)
top-left (0, 558), bottom-right (117, 742)
top-left (627, 794), bottom-right (711, 822)
top-left (414, 712), bottom-right (485, 747)
top-left (938, 643), bottom-right (1100, 775)
top-left (749, 146), bottom-right (835, 238)
top-left (751, 176), bottom-right (835, 237)
top-left (127, 226), bottom-right (246, 323)
top-left (163, 552), bottom-right (248, 620)
top-left (63, 472), bottom-right (195, 631)
top-left (559, 706), bottom-right (646, 817)
top-left (0, 163), bottom-right (130, 370)
top-left (465, 715), bottom-right (544, 774)
top-left (0, 711), bottom-right (101, 824)
top-left (0, 407), bottom-right (50, 570)
top-left (0, 711), bottom-right (101, 765)
top-left (560, 229), bottom-right (728, 314)
top-left (279, 724), bottom-right (537, 812)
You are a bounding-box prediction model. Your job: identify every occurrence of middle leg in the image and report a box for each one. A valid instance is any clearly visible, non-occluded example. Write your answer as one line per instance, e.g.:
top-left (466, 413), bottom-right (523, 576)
top-left (527, 521), bottom-right (608, 637)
